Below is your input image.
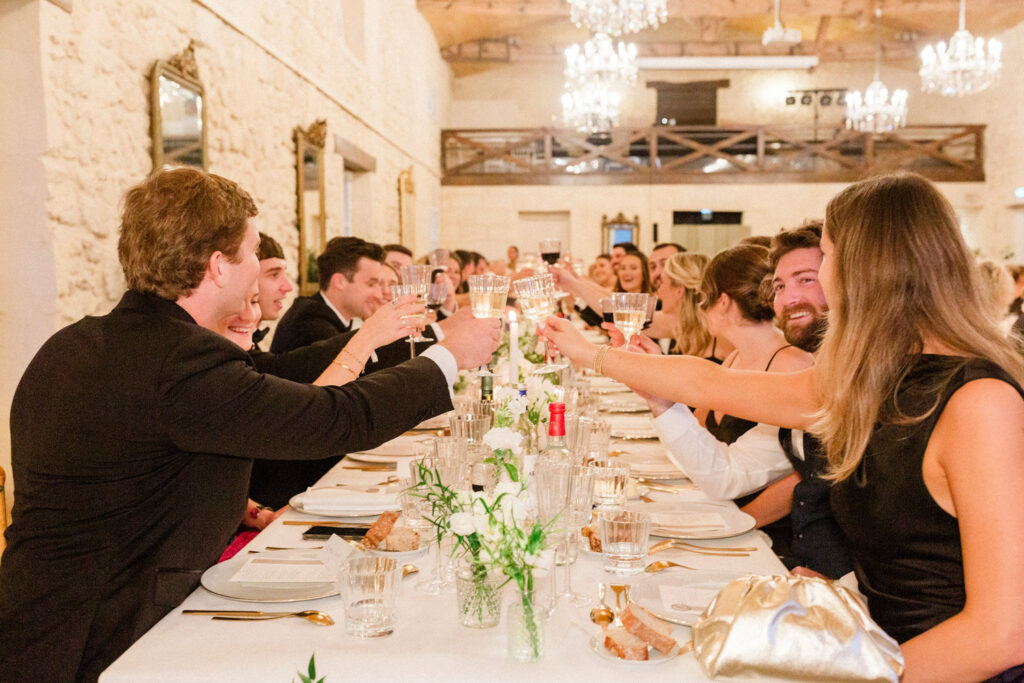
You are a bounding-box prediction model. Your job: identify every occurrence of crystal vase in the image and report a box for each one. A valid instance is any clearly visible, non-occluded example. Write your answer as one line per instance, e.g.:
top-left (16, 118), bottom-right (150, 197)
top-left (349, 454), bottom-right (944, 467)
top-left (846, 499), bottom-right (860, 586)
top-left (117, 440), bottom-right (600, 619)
top-left (506, 590), bottom-right (545, 661)
top-left (455, 566), bottom-right (504, 629)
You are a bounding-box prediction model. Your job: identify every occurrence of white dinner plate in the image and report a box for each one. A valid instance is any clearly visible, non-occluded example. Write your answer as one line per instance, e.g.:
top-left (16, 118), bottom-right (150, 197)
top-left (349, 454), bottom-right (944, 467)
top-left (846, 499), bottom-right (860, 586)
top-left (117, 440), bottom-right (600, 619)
top-left (589, 633), bottom-right (686, 665)
top-left (289, 491), bottom-right (399, 519)
top-left (200, 553), bottom-right (338, 603)
top-left (629, 501), bottom-right (756, 540)
top-left (599, 399), bottom-right (650, 414)
top-left (345, 435), bottom-right (427, 464)
top-left (409, 413), bottom-right (450, 431)
top-left (631, 568), bottom-right (751, 626)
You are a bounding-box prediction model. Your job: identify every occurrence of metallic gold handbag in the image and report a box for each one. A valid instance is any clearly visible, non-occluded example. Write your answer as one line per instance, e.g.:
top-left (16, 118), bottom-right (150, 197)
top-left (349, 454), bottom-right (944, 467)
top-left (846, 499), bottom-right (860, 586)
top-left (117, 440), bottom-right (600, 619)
top-left (691, 574), bottom-right (904, 682)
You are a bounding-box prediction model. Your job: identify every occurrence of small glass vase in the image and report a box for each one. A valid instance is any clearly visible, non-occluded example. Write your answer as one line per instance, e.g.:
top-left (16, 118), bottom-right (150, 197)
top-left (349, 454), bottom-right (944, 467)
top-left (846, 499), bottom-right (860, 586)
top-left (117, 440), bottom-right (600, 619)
top-left (507, 591), bottom-right (545, 661)
top-left (455, 566), bottom-right (504, 629)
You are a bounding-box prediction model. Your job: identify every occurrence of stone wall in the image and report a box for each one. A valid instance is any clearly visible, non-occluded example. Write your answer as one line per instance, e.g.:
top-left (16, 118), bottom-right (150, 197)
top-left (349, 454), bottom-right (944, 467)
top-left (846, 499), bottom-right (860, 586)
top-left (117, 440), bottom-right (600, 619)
top-left (446, 20), bottom-right (1024, 258)
top-left (0, 0), bottom-right (449, 509)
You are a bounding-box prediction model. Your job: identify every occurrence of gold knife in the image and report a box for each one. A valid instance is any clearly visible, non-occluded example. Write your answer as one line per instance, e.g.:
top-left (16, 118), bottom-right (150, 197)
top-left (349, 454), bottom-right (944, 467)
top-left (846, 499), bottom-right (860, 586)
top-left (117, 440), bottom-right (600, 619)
top-left (281, 521), bottom-right (370, 528)
top-left (183, 610), bottom-right (292, 617)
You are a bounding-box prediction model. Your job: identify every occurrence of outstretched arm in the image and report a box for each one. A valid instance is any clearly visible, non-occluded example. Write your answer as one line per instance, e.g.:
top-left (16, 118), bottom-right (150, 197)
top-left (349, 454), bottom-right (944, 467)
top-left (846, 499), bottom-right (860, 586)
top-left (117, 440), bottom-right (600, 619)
top-left (544, 316), bottom-right (819, 429)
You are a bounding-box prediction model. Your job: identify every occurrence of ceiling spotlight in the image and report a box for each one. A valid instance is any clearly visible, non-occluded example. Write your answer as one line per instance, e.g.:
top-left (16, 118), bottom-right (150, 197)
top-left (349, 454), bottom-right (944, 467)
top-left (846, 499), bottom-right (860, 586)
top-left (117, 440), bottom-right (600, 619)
top-left (800, 94), bottom-right (813, 105)
top-left (820, 94), bottom-right (832, 106)
top-left (785, 95), bottom-right (796, 105)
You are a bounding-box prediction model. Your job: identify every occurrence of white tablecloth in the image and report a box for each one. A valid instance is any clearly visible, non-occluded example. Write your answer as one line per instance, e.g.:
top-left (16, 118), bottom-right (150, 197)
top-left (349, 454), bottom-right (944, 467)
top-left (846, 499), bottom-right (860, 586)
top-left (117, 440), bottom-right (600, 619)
top-left (101, 414), bottom-right (789, 682)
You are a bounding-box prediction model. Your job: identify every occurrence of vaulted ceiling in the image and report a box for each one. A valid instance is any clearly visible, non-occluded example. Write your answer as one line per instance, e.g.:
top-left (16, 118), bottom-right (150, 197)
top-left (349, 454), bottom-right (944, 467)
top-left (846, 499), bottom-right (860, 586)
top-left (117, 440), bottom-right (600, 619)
top-left (417, 0), bottom-right (1024, 76)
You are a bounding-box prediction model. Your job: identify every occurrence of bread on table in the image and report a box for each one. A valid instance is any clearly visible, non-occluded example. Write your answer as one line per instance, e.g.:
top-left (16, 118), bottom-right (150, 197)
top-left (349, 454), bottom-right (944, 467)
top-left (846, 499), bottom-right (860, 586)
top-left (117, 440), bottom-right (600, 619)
top-left (362, 510), bottom-right (401, 549)
top-left (621, 603), bottom-right (678, 655)
top-left (603, 627), bottom-right (649, 661)
top-left (581, 524), bottom-right (601, 552)
top-left (383, 526), bottom-right (419, 552)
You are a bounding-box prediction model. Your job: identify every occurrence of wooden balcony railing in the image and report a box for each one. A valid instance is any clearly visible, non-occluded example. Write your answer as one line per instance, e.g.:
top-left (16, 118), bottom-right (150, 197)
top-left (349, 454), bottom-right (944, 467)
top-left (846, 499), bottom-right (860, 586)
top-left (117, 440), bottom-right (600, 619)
top-left (441, 124), bottom-right (984, 185)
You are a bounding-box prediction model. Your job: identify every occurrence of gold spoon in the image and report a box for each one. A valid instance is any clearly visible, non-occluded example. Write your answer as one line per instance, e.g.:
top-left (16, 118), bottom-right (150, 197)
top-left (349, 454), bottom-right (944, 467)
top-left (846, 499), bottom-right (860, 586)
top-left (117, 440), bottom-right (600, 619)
top-left (589, 583), bottom-right (614, 627)
top-left (649, 539), bottom-right (751, 557)
top-left (184, 609), bottom-right (335, 626)
top-left (644, 560), bottom-right (695, 573)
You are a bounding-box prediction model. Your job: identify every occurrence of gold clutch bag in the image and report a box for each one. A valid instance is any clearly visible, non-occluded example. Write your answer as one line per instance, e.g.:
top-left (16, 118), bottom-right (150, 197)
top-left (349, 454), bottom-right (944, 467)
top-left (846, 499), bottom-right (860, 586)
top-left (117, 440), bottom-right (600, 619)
top-left (691, 574), bottom-right (904, 682)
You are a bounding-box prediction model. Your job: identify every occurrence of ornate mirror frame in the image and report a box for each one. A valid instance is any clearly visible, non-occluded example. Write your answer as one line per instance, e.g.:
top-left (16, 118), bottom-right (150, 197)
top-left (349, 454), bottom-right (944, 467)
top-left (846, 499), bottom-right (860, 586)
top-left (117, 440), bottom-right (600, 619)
top-left (602, 212), bottom-right (640, 252)
top-left (295, 120), bottom-right (328, 296)
top-left (150, 41), bottom-right (207, 170)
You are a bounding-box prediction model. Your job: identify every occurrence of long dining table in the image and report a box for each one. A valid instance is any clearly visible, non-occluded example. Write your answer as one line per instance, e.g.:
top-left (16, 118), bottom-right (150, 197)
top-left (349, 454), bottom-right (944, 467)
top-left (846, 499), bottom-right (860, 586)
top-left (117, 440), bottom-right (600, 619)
top-left (100, 390), bottom-right (791, 682)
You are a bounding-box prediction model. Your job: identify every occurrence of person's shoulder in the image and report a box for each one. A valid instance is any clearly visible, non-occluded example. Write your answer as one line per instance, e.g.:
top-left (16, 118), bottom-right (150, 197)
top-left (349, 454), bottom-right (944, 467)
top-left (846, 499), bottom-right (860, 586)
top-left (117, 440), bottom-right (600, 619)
top-left (769, 345), bottom-right (815, 372)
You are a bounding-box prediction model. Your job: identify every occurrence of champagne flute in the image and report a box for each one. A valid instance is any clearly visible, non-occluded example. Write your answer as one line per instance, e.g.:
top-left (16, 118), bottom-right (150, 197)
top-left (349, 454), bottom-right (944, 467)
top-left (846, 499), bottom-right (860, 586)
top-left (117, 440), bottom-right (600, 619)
top-left (390, 283), bottom-right (427, 358)
top-left (397, 265), bottom-right (434, 344)
top-left (467, 274), bottom-right (510, 376)
top-left (513, 274), bottom-right (566, 374)
top-left (565, 466), bottom-right (596, 605)
top-left (611, 292), bottom-right (649, 348)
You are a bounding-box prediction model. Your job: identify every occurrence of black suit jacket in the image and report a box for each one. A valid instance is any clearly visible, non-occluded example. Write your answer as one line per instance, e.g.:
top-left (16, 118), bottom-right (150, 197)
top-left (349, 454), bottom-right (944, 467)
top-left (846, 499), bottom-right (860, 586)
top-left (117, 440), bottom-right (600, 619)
top-left (0, 291), bottom-right (452, 682)
top-left (270, 292), bottom-right (349, 353)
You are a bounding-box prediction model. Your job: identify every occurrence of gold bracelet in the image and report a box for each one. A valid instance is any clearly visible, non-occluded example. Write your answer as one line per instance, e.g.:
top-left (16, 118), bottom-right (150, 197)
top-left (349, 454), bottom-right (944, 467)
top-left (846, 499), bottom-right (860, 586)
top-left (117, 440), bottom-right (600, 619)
top-left (337, 350), bottom-right (366, 370)
top-left (593, 344), bottom-right (611, 376)
top-left (331, 359), bottom-right (361, 375)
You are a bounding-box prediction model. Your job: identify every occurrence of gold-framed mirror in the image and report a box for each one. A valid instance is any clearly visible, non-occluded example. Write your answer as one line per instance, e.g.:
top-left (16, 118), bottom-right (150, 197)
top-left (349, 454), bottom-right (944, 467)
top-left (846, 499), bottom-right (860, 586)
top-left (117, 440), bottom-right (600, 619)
top-left (150, 41), bottom-right (206, 170)
top-left (602, 212), bottom-right (640, 252)
top-left (295, 120), bottom-right (327, 296)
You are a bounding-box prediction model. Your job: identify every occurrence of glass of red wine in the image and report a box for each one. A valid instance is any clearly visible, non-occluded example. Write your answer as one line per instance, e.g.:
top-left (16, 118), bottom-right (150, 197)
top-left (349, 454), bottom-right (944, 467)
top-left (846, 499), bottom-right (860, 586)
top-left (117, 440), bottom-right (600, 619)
top-left (539, 238), bottom-right (562, 266)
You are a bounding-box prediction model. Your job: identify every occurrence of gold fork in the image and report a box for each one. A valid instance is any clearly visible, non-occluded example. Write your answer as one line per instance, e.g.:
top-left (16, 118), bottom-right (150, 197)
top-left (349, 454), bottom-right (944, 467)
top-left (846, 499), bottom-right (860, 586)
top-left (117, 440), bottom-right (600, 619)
top-left (649, 539), bottom-right (751, 557)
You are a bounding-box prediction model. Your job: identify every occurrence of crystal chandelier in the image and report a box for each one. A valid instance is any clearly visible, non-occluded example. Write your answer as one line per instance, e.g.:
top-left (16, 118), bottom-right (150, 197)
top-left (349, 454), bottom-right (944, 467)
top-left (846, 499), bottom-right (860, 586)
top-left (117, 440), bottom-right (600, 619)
top-left (919, 0), bottom-right (1002, 96)
top-left (568, 0), bottom-right (667, 36)
top-left (846, 11), bottom-right (908, 133)
top-left (562, 33), bottom-right (638, 133)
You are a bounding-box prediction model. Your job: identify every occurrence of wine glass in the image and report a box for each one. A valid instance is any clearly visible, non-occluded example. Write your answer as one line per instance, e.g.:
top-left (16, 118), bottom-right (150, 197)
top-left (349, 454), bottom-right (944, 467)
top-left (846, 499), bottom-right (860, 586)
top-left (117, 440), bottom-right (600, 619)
top-left (512, 274), bottom-right (566, 374)
top-left (398, 265), bottom-right (434, 344)
top-left (642, 294), bottom-right (658, 331)
top-left (467, 274), bottom-right (510, 376)
top-left (611, 292), bottom-right (649, 348)
top-left (390, 283), bottom-right (427, 359)
top-left (425, 277), bottom-right (448, 318)
top-left (565, 466), bottom-right (596, 605)
top-left (539, 238), bottom-right (562, 267)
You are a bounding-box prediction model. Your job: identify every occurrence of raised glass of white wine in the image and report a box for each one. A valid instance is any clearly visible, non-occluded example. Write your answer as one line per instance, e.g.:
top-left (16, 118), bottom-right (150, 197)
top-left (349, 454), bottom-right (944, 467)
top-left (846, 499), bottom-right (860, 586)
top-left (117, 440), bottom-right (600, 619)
top-left (512, 273), bottom-right (566, 374)
top-left (611, 292), bottom-right (650, 348)
top-left (467, 274), bottom-right (510, 320)
top-left (398, 265), bottom-right (435, 344)
top-left (391, 282), bottom-right (428, 358)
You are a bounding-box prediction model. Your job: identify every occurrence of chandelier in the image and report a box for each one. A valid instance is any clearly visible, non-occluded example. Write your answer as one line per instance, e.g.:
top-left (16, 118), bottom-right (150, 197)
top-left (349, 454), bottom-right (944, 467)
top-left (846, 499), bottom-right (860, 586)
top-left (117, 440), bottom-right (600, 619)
top-left (919, 0), bottom-right (1002, 96)
top-left (846, 11), bottom-right (908, 133)
top-left (568, 0), bottom-right (667, 36)
top-left (562, 33), bottom-right (638, 133)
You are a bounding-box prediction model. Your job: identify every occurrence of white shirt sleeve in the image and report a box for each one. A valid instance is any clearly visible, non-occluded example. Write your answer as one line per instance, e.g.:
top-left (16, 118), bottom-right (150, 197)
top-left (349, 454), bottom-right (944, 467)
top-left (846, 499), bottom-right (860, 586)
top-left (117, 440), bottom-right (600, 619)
top-left (650, 403), bottom-right (794, 500)
top-left (418, 344), bottom-right (457, 397)
top-left (429, 322), bottom-right (444, 341)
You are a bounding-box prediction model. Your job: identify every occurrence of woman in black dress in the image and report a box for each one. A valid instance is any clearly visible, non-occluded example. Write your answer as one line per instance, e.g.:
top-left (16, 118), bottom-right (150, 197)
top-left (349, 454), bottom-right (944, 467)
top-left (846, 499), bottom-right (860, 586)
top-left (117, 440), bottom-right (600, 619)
top-left (545, 172), bottom-right (1024, 681)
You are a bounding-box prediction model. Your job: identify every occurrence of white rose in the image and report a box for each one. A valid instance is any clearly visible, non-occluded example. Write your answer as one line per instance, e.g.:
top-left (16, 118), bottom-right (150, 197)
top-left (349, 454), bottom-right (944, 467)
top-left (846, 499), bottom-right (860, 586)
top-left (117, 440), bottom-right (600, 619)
top-left (449, 511), bottom-right (475, 536)
top-left (483, 427), bottom-right (522, 452)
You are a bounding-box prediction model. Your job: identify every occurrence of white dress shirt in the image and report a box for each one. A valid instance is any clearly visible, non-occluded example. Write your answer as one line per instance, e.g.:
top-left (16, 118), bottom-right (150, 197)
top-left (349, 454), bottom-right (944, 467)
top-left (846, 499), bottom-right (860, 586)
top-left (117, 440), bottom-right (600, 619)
top-left (651, 403), bottom-right (795, 500)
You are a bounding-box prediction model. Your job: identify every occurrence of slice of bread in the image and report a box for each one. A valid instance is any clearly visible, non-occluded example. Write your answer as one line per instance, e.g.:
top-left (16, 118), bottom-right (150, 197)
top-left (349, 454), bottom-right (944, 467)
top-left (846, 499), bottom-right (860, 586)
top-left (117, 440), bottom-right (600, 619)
top-left (604, 626), bottom-right (649, 661)
top-left (383, 526), bottom-right (420, 552)
top-left (581, 525), bottom-right (602, 552)
top-left (621, 603), bottom-right (678, 655)
top-left (362, 510), bottom-right (400, 549)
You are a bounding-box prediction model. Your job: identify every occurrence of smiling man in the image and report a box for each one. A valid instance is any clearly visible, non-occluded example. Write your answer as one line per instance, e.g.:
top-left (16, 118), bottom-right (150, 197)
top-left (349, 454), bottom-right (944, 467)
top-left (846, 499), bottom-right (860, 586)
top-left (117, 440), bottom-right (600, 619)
top-left (0, 167), bottom-right (499, 682)
top-left (767, 220), bottom-right (829, 353)
top-left (270, 237), bottom-right (387, 352)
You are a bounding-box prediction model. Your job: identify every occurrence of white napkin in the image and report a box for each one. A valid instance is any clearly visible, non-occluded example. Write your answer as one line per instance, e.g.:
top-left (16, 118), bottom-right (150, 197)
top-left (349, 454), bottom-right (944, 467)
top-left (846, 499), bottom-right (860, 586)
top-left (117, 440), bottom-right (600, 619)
top-left (230, 551), bottom-right (334, 583)
top-left (650, 511), bottom-right (727, 531)
top-left (298, 487), bottom-right (400, 513)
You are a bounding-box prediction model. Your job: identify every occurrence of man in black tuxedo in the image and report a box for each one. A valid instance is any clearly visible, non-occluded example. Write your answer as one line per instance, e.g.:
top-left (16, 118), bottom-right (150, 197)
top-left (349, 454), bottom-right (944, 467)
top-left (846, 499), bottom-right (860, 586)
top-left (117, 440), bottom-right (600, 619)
top-left (0, 167), bottom-right (500, 682)
top-left (271, 236), bottom-right (387, 351)
top-left (250, 231), bottom-right (293, 351)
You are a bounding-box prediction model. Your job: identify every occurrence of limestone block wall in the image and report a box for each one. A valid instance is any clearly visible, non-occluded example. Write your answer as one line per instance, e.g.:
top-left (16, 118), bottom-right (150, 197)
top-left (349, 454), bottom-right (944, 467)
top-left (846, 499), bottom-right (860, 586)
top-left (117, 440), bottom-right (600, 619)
top-left (0, 0), bottom-right (449, 508)
top-left (37, 0), bottom-right (448, 327)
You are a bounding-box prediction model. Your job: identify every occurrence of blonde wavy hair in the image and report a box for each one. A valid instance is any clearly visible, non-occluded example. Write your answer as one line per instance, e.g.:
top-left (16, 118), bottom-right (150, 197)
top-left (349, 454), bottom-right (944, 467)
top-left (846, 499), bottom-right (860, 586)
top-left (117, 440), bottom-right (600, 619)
top-left (662, 252), bottom-right (711, 355)
top-left (813, 173), bottom-right (1024, 481)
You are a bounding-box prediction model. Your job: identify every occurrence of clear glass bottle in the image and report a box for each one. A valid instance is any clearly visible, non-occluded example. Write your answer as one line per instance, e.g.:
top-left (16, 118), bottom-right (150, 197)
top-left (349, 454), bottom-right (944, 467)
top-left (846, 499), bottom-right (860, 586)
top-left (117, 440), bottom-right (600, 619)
top-left (541, 402), bottom-right (569, 463)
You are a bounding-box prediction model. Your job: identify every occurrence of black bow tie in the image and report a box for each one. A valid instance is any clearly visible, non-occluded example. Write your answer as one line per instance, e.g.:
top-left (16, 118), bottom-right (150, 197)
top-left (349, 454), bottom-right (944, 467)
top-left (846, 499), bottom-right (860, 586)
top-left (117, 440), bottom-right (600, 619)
top-left (252, 327), bottom-right (269, 345)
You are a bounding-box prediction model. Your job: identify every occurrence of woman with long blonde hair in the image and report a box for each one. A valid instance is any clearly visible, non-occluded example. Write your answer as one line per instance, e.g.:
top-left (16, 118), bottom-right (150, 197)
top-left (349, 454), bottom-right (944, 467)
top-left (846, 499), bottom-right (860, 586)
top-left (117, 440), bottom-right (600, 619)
top-left (545, 173), bottom-right (1024, 681)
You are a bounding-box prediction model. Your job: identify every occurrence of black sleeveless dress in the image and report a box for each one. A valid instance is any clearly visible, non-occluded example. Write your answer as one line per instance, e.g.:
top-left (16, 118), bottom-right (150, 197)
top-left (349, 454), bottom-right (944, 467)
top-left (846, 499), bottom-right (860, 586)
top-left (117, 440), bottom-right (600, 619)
top-left (831, 356), bottom-right (1024, 646)
top-left (706, 345), bottom-right (794, 556)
